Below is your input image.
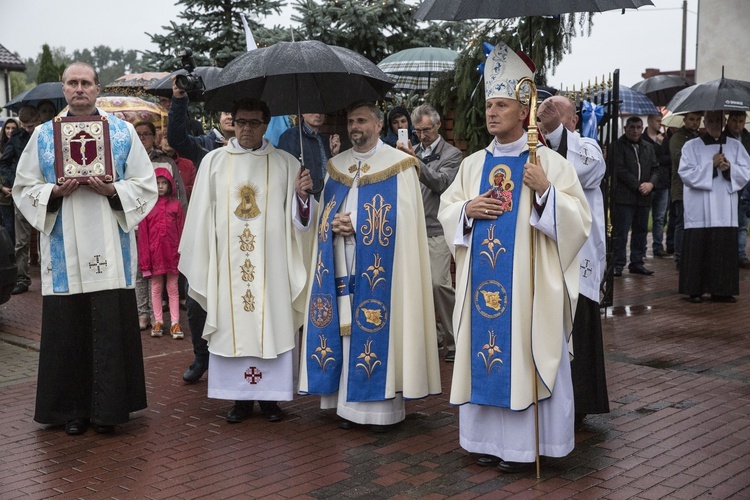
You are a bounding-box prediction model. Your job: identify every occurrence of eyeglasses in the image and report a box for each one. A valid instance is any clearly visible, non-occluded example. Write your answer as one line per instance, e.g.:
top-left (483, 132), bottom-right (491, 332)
top-left (233, 119), bottom-right (266, 129)
top-left (137, 132), bottom-right (154, 138)
top-left (413, 125), bottom-right (435, 134)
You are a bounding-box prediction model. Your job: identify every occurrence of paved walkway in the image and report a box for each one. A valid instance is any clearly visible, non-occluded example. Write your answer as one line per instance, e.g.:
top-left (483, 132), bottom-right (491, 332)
top-left (1, 257), bottom-right (749, 499)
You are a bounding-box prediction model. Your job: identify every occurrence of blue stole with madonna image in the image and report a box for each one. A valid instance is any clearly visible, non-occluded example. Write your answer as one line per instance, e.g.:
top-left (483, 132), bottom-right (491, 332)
top-left (469, 150), bottom-right (527, 408)
top-left (305, 173), bottom-right (398, 402)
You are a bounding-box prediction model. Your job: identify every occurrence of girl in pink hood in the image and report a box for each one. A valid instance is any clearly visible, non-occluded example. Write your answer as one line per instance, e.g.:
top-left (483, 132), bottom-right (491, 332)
top-left (138, 167), bottom-right (186, 339)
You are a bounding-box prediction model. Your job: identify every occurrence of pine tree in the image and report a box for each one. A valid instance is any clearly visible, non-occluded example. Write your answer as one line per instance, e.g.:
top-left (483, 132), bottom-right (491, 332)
top-left (36, 45), bottom-right (61, 83)
top-left (142, 0), bottom-right (289, 70)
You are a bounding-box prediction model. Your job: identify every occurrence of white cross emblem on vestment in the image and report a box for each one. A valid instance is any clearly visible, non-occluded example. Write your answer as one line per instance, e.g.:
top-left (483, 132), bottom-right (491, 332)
top-left (244, 366), bottom-right (262, 385)
top-left (135, 197), bottom-right (147, 214)
top-left (580, 258), bottom-right (593, 278)
top-left (88, 255), bottom-right (108, 274)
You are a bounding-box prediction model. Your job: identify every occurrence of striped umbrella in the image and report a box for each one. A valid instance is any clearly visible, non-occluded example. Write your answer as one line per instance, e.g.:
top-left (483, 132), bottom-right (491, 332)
top-left (377, 47), bottom-right (458, 91)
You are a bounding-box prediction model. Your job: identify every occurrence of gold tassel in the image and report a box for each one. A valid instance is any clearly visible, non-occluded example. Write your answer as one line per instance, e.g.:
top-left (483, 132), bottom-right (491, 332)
top-left (359, 157), bottom-right (419, 186)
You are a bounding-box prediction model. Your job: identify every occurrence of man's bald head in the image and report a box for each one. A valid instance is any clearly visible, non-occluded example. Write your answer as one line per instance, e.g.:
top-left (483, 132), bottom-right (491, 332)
top-left (536, 95), bottom-right (578, 135)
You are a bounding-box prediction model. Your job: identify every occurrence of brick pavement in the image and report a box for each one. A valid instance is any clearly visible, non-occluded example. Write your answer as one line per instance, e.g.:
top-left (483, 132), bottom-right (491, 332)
top-left (0, 256), bottom-right (749, 499)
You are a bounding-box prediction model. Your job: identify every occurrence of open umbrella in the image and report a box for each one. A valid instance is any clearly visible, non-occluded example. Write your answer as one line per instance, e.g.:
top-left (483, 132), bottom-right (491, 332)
top-left (145, 66), bottom-right (223, 101)
top-left (631, 75), bottom-right (694, 107)
top-left (666, 76), bottom-right (750, 114)
top-left (93, 96), bottom-right (167, 128)
top-left (103, 72), bottom-right (169, 96)
top-left (588, 85), bottom-right (659, 115)
top-left (4, 82), bottom-right (66, 113)
top-left (377, 47), bottom-right (458, 91)
top-left (415, 0), bottom-right (653, 20)
top-left (203, 40), bottom-right (393, 115)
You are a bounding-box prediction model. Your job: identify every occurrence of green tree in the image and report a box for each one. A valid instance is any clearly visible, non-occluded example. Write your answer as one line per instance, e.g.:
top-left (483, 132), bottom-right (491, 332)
top-left (71, 46), bottom-right (146, 86)
top-left (36, 44), bottom-right (62, 83)
top-left (9, 72), bottom-right (34, 98)
top-left (143, 0), bottom-right (289, 71)
top-left (292, 0), bottom-right (474, 63)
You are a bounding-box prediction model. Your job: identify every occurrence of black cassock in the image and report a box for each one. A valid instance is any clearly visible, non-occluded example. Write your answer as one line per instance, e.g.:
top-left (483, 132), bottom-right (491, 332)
top-left (34, 289), bottom-right (147, 426)
top-left (570, 295), bottom-right (610, 416)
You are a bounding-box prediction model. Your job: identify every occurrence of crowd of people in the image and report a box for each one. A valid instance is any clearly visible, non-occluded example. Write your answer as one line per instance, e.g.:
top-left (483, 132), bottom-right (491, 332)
top-left (1, 39), bottom-right (749, 475)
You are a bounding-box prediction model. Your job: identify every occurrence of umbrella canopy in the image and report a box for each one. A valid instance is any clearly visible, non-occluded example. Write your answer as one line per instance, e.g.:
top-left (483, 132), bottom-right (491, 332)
top-left (203, 40), bottom-right (394, 115)
top-left (588, 85), bottom-right (659, 115)
top-left (415, 0), bottom-right (653, 21)
top-left (4, 82), bottom-right (66, 113)
top-left (666, 77), bottom-right (750, 114)
top-left (377, 47), bottom-right (458, 91)
top-left (103, 72), bottom-right (169, 96)
top-left (91, 96), bottom-right (167, 128)
top-left (145, 66), bottom-right (223, 101)
top-left (631, 74), bottom-right (694, 106)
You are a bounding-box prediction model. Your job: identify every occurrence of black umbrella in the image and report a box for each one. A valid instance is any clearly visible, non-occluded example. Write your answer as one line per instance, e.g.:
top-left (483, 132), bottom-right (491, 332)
top-left (631, 75), bottom-right (694, 107)
top-left (145, 66), bottom-right (223, 101)
top-left (415, 0), bottom-right (653, 21)
top-left (666, 76), bottom-right (750, 114)
top-left (203, 40), bottom-right (394, 115)
top-left (4, 82), bottom-right (66, 113)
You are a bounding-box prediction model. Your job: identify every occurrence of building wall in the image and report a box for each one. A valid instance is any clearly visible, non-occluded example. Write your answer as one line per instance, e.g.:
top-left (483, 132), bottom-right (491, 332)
top-left (696, 0), bottom-right (750, 83)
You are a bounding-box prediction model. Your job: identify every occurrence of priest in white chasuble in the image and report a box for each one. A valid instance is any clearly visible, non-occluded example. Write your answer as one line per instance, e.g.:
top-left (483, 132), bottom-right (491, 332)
top-left (298, 102), bottom-right (442, 430)
top-left (13, 62), bottom-right (158, 436)
top-left (179, 98), bottom-right (315, 424)
top-left (438, 43), bottom-right (591, 473)
top-left (678, 109), bottom-right (750, 304)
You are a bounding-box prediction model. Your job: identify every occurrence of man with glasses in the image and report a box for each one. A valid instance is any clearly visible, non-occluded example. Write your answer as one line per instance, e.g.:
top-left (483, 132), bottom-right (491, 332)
top-left (0, 105), bottom-right (40, 295)
top-left (13, 62), bottom-right (157, 436)
top-left (179, 98), bottom-right (314, 424)
top-left (397, 104), bottom-right (462, 362)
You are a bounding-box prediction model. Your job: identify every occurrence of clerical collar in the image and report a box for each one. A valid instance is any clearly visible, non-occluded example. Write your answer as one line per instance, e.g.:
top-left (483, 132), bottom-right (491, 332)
top-left (352, 140), bottom-right (383, 162)
top-left (66, 108), bottom-right (100, 117)
top-left (700, 132), bottom-right (727, 146)
top-left (544, 124), bottom-right (564, 151)
top-left (230, 137), bottom-right (268, 152)
top-left (492, 133), bottom-right (527, 157)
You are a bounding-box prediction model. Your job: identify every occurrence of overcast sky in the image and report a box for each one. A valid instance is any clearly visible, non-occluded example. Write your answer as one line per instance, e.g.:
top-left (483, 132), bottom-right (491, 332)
top-left (2, 0), bottom-right (697, 88)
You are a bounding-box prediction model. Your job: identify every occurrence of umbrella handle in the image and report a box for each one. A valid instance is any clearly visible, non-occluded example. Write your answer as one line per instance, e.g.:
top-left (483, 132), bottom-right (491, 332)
top-left (301, 162), bottom-right (324, 195)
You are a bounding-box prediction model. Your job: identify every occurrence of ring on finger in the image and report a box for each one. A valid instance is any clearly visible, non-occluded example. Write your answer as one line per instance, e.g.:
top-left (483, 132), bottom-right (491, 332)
top-left (484, 209), bottom-right (489, 214)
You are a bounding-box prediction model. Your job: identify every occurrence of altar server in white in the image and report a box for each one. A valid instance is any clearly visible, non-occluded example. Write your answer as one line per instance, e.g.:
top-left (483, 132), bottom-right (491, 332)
top-left (438, 43), bottom-right (590, 473)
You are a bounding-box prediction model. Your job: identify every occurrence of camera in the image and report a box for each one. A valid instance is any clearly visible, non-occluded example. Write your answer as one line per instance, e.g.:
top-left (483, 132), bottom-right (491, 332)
top-left (175, 48), bottom-right (204, 92)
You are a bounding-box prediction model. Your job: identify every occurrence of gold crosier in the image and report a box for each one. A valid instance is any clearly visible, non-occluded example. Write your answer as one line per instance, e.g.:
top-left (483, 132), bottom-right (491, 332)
top-left (515, 76), bottom-right (542, 479)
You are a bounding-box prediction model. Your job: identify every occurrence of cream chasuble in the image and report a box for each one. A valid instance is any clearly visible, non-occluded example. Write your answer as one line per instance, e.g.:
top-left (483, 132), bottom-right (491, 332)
top-left (179, 140), bottom-right (312, 360)
top-left (299, 143), bottom-right (442, 423)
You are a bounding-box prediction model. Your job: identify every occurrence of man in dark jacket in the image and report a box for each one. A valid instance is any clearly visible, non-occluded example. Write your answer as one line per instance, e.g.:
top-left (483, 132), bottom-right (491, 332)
top-left (641, 114), bottom-right (672, 257)
top-left (0, 105), bottom-right (40, 294)
top-left (613, 116), bottom-right (660, 276)
top-left (277, 113), bottom-right (340, 197)
top-left (725, 111), bottom-right (750, 268)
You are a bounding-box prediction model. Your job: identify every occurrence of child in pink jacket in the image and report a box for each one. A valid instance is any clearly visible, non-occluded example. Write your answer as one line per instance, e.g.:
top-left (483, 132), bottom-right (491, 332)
top-left (138, 167), bottom-right (186, 339)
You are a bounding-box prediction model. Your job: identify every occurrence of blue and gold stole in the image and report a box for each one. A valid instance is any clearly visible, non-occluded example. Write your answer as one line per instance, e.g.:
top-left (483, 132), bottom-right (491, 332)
top-left (305, 167), bottom-right (399, 402)
top-left (38, 114), bottom-right (132, 292)
top-left (470, 150), bottom-right (527, 407)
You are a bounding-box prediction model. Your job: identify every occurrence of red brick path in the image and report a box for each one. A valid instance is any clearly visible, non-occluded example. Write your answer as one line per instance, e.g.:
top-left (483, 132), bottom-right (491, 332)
top-left (1, 256), bottom-right (749, 498)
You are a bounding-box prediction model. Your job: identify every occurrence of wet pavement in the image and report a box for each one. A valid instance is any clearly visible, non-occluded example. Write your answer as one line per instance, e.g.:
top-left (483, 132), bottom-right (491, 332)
top-left (1, 254), bottom-right (749, 499)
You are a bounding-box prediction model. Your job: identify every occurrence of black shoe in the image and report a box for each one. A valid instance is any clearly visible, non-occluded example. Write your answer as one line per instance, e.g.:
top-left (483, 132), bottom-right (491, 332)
top-left (711, 295), bottom-right (737, 303)
top-left (93, 424), bottom-right (115, 434)
top-left (613, 268), bottom-right (622, 277)
top-left (687, 295), bottom-right (703, 303)
top-left (258, 401), bottom-right (284, 422)
top-left (226, 401), bottom-right (254, 423)
top-left (574, 413), bottom-right (587, 432)
top-left (11, 283), bottom-right (29, 295)
top-left (65, 418), bottom-right (89, 436)
top-left (338, 419), bottom-right (355, 430)
top-left (629, 266), bottom-right (654, 275)
top-left (182, 359), bottom-right (208, 383)
top-left (445, 350), bottom-right (455, 362)
top-left (497, 460), bottom-right (535, 474)
top-left (653, 249), bottom-right (667, 258)
top-left (477, 455), bottom-right (500, 467)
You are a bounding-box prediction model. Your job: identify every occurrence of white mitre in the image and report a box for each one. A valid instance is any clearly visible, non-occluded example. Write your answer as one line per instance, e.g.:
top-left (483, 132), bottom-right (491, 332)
top-left (484, 41), bottom-right (536, 100)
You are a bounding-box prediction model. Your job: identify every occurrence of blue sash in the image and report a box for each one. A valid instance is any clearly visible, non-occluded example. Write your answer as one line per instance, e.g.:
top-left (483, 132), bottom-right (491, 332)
top-left (38, 115), bottom-right (133, 292)
top-left (305, 178), bottom-right (350, 394)
top-left (304, 172), bottom-right (399, 402)
top-left (469, 151), bottom-right (527, 407)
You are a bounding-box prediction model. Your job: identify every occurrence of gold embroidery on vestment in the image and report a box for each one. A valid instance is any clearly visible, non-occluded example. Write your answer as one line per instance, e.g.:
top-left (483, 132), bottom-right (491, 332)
top-left (362, 253), bottom-right (386, 291)
top-left (239, 225), bottom-right (256, 252)
top-left (315, 251), bottom-right (329, 288)
top-left (234, 183), bottom-right (261, 220)
top-left (478, 330), bottom-right (503, 375)
top-left (360, 194), bottom-right (392, 246)
top-left (355, 339), bottom-right (381, 379)
top-left (241, 259), bottom-right (256, 282)
top-left (312, 334), bottom-right (336, 372)
top-left (319, 196), bottom-right (336, 243)
top-left (479, 224), bottom-right (506, 270)
top-left (242, 289), bottom-right (255, 312)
